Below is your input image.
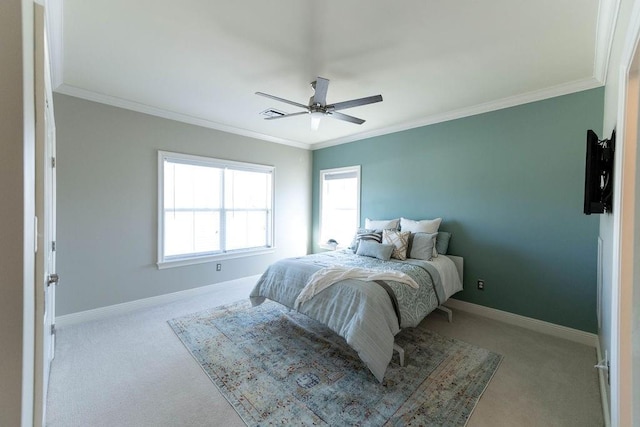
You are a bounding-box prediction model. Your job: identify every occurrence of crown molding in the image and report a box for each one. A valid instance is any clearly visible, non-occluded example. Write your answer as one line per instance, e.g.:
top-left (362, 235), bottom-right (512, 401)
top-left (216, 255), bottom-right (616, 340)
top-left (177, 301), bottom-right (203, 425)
top-left (54, 84), bottom-right (312, 150)
top-left (44, 0), bottom-right (64, 89)
top-left (55, 76), bottom-right (602, 153)
top-left (594, 0), bottom-right (622, 84)
top-left (312, 77), bottom-right (604, 150)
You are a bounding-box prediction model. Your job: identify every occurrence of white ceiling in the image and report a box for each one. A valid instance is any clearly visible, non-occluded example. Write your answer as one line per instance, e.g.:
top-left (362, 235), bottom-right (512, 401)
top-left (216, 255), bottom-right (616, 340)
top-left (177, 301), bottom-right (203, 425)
top-left (50, 0), bottom-right (614, 150)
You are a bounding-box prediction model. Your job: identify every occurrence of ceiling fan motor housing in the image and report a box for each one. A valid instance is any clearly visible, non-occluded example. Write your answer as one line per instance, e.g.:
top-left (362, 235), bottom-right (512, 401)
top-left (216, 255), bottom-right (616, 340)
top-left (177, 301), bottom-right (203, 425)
top-left (256, 76), bottom-right (383, 127)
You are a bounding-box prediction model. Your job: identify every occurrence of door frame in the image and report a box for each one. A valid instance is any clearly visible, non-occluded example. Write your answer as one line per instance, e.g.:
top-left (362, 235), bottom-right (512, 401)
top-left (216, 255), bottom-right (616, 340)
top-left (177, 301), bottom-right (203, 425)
top-left (611, 2), bottom-right (640, 425)
top-left (33, 3), bottom-right (56, 426)
top-left (18, 0), bottom-right (37, 425)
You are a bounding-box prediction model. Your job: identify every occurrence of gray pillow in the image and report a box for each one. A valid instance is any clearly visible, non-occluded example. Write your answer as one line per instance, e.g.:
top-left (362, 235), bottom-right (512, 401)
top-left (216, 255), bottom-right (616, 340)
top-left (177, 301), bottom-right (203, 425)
top-left (435, 231), bottom-right (451, 255)
top-left (409, 232), bottom-right (438, 260)
top-left (356, 240), bottom-right (394, 261)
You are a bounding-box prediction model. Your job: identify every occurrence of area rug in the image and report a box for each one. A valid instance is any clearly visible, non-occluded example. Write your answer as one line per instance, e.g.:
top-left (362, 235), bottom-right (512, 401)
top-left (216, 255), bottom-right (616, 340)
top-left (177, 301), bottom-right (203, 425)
top-left (168, 300), bottom-right (502, 426)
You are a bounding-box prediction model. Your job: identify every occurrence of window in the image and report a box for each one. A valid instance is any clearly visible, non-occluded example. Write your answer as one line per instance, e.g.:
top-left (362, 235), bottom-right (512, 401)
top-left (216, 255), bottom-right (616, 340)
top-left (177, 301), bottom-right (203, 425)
top-left (158, 151), bottom-right (274, 268)
top-left (319, 166), bottom-right (360, 249)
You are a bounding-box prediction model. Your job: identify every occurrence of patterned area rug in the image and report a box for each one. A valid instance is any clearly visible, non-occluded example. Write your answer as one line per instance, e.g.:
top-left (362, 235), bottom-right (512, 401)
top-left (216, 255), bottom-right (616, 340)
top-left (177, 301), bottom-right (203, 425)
top-left (168, 300), bottom-right (502, 426)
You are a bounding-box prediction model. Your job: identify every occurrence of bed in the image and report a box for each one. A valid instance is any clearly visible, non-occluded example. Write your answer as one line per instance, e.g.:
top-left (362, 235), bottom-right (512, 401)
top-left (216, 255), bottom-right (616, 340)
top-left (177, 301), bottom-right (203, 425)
top-left (249, 247), bottom-right (463, 382)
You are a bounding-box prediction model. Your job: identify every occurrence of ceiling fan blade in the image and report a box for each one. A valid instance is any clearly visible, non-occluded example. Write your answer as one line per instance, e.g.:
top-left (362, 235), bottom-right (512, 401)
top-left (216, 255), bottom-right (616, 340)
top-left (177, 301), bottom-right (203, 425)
top-left (328, 94), bottom-right (383, 111)
top-left (311, 77), bottom-right (330, 106)
top-left (255, 92), bottom-right (309, 110)
top-left (327, 111), bottom-right (365, 125)
top-left (264, 111), bottom-right (309, 120)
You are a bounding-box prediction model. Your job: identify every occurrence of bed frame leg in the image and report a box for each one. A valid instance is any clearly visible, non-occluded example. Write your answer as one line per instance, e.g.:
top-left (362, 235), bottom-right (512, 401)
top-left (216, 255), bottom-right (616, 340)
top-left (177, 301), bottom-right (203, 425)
top-left (436, 305), bottom-right (453, 323)
top-left (393, 343), bottom-right (405, 367)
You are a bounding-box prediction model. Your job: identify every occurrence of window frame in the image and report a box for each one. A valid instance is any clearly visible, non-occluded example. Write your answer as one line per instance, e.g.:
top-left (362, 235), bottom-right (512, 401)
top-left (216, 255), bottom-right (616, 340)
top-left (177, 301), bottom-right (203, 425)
top-left (319, 165), bottom-right (361, 250)
top-left (157, 150), bottom-right (275, 269)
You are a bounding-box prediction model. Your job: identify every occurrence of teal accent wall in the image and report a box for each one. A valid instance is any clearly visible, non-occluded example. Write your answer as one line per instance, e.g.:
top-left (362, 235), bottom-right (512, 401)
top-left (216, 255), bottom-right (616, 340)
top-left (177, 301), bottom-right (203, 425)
top-left (313, 88), bottom-right (604, 333)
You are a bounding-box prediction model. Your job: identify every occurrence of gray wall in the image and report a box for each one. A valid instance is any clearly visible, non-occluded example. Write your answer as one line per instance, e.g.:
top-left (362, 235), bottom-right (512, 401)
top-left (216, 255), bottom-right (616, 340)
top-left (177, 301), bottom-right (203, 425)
top-left (313, 88), bottom-right (604, 333)
top-left (54, 94), bottom-right (312, 315)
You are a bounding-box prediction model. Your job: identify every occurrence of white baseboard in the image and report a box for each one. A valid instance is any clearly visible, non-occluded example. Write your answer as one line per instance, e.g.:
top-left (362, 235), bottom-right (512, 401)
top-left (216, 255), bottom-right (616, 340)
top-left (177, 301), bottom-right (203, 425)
top-left (57, 277), bottom-right (599, 349)
top-left (444, 299), bottom-right (598, 347)
top-left (56, 275), bottom-right (261, 327)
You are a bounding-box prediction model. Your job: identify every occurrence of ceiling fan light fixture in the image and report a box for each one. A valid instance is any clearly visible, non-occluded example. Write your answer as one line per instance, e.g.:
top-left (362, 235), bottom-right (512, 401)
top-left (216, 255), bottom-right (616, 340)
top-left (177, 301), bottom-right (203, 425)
top-left (310, 111), bottom-right (323, 131)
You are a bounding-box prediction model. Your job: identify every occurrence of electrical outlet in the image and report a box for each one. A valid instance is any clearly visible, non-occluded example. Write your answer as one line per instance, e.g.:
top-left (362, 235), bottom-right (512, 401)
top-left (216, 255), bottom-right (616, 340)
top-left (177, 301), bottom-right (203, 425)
top-left (216, 263), bottom-right (222, 271)
top-left (477, 279), bottom-right (485, 290)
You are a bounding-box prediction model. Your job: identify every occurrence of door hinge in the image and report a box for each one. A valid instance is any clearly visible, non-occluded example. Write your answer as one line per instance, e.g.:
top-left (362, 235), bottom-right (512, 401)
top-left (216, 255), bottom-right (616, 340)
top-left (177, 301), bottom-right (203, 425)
top-left (47, 273), bottom-right (59, 287)
top-left (34, 216), bottom-right (38, 253)
top-left (51, 157), bottom-right (56, 168)
top-left (52, 241), bottom-right (56, 251)
top-left (51, 324), bottom-right (55, 335)
top-left (595, 351), bottom-right (610, 385)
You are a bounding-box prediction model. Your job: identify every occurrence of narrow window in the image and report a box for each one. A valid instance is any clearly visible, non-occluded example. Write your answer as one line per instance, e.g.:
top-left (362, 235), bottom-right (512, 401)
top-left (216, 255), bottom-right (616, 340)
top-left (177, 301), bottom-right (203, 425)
top-left (319, 166), bottom-right (360, 249)
top-left (158, 151), bottom-right (273, 268)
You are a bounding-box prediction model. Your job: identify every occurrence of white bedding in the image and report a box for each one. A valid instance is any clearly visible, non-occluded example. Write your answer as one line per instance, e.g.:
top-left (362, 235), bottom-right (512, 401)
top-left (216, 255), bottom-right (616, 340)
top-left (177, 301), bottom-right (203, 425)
top-left (429, 255), bottom-right (463, 299)
top-left (294, 266), bottom-right (420, 309)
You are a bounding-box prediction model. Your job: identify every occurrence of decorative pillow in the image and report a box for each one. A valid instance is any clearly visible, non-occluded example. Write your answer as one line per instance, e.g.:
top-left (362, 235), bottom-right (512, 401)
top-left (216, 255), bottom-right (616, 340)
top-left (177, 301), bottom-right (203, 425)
top-left (364, 218), bottom-right (400, 231)
top-left (350, 228), bottom-right (382, 252)
top-left (435, 231), bottom-right (451, 255)
top-left (400, 217), bottom-right (442, 234)
top-left (409, 232), bottom-right (438, 260)
top-left (356, 240), bottom-right (394, 261)
top-left (382, 229), bottom-right (411, 260)
top-left (349, 228), bottom-right (369, 251)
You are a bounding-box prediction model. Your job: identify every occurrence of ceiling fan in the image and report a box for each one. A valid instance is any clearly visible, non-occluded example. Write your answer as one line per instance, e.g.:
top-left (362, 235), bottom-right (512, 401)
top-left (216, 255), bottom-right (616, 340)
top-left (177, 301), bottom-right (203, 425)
top-left (256, 77), bottom-right (383, 130)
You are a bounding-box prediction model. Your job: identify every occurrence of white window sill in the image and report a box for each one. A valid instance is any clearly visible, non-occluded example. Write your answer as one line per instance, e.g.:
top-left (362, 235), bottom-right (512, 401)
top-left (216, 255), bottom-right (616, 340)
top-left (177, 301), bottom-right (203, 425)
top-left (157, 248), bottom-right (275, 270)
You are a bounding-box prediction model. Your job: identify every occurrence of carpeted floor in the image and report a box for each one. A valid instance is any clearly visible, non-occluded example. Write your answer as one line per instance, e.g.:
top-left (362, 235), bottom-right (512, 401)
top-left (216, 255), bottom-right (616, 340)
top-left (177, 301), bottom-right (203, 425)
top-left (169, 300), bottom-right (502, 426)
top-left (46, 276), bottom-right (603, 426)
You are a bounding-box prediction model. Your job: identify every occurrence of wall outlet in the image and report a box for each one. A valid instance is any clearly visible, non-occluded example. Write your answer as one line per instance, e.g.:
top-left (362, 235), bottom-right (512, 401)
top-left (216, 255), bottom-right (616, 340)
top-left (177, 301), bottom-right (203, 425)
top-left (477, 279), bottom-right (485, 290)
top-left (216, 263), bottom-right (222, 271)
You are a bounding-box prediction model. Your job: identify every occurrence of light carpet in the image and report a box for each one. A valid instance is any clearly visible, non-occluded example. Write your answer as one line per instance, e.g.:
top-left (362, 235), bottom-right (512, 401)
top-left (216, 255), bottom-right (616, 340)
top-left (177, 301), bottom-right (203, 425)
top-left (168, 300), bottom-right (502, 426)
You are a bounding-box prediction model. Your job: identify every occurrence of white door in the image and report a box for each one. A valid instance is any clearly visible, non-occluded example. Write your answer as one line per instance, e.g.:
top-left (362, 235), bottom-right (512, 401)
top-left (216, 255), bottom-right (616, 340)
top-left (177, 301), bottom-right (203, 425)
top-left (34, 5), bottom-right (57, 426)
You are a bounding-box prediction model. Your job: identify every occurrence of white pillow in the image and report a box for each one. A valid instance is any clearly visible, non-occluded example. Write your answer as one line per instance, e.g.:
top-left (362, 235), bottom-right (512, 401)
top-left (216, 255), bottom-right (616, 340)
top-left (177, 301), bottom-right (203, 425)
top-left (364, 218), bottom-right (400, 231)
top-left (400, 217), bottom-right (442, 234)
